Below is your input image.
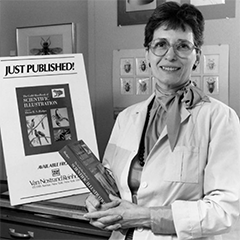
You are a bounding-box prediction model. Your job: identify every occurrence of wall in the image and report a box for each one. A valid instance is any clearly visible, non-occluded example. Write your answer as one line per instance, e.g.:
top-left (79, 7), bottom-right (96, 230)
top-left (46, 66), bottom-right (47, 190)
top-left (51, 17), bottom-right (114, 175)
top-left (0, 0), bottom-right (89, 180)
top-left (88, 0), bottom-right (146, 157)
top-left (88, 0), bottom-right (240, 158)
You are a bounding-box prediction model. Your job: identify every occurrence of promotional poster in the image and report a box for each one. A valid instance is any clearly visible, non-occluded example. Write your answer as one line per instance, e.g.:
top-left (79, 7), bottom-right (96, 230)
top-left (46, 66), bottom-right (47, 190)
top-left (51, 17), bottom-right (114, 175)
top-left (0, 54), bottom-right (97, 206)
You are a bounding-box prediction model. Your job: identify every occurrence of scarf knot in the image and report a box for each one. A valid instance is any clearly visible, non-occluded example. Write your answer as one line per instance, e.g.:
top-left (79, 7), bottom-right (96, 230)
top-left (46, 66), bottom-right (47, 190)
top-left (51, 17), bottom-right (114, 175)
top-left (154, 81), bottom-right (210, 151)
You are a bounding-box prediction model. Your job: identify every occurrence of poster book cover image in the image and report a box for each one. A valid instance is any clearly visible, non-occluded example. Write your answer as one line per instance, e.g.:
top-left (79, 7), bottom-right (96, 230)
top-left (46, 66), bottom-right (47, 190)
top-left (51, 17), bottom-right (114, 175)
top-left (59, 140), bottom-right (120, 203)
top-left (16, 84), bottom-right (77, 156)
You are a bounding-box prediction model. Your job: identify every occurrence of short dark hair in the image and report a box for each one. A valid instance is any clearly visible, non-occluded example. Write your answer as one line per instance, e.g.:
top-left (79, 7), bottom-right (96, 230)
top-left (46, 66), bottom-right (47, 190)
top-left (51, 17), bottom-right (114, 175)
top-left (144, 1), bottom-right (204, 49)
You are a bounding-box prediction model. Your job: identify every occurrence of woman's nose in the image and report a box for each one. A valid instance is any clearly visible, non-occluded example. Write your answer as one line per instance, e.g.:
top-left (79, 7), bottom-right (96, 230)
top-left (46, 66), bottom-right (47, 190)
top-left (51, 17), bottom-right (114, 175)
top-left (164, 46), bottom-right (177, 61)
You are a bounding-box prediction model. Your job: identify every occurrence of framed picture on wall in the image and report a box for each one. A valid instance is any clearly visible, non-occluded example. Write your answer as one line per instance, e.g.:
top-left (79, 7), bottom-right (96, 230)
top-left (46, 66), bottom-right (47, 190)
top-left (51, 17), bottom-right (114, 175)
top-left (182, 0), bottom-right (235, 20)
top-left (117, 0), bottom-right (164, 26)
top-left (16, 23), bottom-right (75, 56)
top-left (118, 0), bottom-right (235, 26)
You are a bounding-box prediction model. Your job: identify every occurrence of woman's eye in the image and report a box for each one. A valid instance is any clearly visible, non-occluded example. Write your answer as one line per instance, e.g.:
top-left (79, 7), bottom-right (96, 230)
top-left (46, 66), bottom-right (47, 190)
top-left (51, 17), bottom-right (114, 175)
top-left (178, 43), bottom-right (191, 50)
top-left (155, 41), bottom-right (167, 48)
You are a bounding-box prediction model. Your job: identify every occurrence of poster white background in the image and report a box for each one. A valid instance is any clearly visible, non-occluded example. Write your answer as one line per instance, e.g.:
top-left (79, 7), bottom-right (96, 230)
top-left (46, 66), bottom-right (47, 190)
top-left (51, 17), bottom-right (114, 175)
top-left (0, 54), bottom-right (97, 206)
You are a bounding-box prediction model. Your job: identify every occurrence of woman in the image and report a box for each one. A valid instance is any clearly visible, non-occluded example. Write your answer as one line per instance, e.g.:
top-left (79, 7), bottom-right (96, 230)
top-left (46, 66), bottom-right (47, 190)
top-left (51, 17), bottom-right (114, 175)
top-left (84, 2), bottom-right (240, 239)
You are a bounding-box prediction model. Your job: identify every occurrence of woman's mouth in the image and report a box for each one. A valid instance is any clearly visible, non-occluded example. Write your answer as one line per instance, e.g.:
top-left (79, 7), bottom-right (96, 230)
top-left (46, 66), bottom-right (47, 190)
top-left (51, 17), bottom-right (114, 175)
top-left (160, 66), bottom-right (180, 72)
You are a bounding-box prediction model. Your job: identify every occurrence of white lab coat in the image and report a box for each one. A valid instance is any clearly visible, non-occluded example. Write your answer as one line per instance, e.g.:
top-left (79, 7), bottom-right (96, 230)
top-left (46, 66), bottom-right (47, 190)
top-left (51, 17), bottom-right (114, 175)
top-left (103, 93), bottom-right (240, 240)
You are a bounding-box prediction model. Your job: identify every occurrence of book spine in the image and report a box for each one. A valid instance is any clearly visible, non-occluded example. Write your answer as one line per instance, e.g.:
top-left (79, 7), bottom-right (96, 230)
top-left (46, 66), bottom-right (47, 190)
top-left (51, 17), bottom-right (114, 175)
top-left (59, 145), bottom-right (110, 203)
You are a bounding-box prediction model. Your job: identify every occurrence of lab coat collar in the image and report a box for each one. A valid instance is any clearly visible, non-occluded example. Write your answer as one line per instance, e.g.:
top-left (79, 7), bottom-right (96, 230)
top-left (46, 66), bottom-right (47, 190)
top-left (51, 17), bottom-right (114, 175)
top-left (129, 93), bottom-right (191, 145)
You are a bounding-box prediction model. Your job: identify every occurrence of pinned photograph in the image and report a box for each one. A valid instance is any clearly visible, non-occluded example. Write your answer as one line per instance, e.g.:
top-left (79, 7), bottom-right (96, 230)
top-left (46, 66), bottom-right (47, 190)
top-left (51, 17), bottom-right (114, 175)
top-left (136, 57), bottom-right (150, 76)
top-left (120, 58), bottom-right (134, 76)
top-left (203, 76), bottom-right (219, 95)
top-left (136, 77), bottom-right (151, 95)
top-left (203, 54), bottom-right (219, 74)
top-left (120, 78), bottom-right (134, 94)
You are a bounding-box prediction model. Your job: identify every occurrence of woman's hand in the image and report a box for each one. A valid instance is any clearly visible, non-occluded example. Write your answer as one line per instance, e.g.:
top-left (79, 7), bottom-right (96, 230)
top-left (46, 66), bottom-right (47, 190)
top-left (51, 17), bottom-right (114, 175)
top-left (85, 193), bottom-right (122, 212)
top-left (84, 194), bottom-right (123, 231)
top-left (84, 194), bottom-right (151, 231)
top-left (85, 193), bottom-right (101, 213)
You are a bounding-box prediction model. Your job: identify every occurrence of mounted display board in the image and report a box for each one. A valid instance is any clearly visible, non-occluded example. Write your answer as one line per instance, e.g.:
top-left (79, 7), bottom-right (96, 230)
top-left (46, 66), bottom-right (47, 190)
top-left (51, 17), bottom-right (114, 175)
top-left (0, 54), bottom-right (97, 206)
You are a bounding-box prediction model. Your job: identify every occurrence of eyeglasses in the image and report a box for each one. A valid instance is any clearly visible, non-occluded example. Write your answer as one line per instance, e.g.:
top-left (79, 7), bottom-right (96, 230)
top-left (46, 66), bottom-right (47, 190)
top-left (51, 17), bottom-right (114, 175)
top-left (149, 38), bottom-right (199, 59)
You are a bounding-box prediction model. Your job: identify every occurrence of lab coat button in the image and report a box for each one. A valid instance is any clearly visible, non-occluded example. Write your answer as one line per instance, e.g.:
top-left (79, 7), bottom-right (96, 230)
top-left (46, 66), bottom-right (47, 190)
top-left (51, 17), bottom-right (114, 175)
top-left (141, 182), bottom-right (148, 188)
top-left (137, 227), bottom-right (143, 232)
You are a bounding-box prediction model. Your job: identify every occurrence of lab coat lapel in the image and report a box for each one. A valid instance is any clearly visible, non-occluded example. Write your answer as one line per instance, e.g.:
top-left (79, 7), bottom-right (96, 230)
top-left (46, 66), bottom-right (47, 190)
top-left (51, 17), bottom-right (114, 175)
top-left (129, 94), bottom-right (155, 148)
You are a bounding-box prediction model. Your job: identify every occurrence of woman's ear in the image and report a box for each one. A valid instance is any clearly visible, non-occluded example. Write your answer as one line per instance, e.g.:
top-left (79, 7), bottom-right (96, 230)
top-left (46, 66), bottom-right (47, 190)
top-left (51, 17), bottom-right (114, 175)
top-left (192, 50), bottom-right (201, 70)
top-left (196, 49), bottom-right (201, 62)
top-left (145, 49), bottom-right (151, 68)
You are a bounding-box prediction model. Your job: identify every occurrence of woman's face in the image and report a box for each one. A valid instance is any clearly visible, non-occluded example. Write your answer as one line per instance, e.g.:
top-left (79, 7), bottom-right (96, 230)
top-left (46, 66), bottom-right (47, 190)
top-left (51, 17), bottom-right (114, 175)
top-left (146, 25), bottom-right (199, 91)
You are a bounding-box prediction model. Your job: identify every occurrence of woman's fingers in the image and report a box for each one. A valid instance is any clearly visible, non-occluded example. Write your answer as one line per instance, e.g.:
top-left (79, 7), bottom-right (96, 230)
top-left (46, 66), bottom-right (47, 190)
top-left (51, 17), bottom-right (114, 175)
top-left (84, 209), bottom-right (121, 220)
top-left (85, 194), bottom-right (101, 212)
top-left (89, 215), bottom-right (122, 230)
top-left (101, 199), bottom-right (121, 210)
top-left (85, 194), bottom-right (121, 213)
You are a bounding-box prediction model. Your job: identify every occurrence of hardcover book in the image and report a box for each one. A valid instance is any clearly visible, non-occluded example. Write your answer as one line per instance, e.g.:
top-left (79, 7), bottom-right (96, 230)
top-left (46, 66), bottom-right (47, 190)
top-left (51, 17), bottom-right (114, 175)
top-left (59, 140), bottom-right (120, 203)
top-left (0, 54), bottom-right (98, 206)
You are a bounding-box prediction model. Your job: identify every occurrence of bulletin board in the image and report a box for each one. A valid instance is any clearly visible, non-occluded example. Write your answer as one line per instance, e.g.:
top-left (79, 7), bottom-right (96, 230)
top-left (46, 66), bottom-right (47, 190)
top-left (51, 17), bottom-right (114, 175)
top-left (191, 44), bottom-right (229, 105)
top-left (112, 45), bottom-right (229, 117)
top-left (112, 49), bottom-right (152, 118)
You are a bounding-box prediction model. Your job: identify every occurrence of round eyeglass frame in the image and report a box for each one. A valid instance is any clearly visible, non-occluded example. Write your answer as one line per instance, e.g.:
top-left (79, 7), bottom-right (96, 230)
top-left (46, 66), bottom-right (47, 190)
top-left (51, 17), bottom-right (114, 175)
top-left (148, 39), bottom-right (200, 59)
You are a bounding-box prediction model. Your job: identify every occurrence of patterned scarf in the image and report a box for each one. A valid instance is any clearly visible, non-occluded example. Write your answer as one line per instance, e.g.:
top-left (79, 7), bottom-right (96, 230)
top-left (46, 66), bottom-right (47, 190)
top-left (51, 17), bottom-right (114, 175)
top-left (145, 81), bottom-right (210, 153)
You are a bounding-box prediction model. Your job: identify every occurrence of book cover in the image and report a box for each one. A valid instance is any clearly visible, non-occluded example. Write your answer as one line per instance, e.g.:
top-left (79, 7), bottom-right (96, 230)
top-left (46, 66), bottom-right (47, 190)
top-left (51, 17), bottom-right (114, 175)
top-left (59, 140), bottom-right (120, 203)
top-left (16, 84), bottom-right (77, 156)
top-left (0, 54), bottom-right (98, 206)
